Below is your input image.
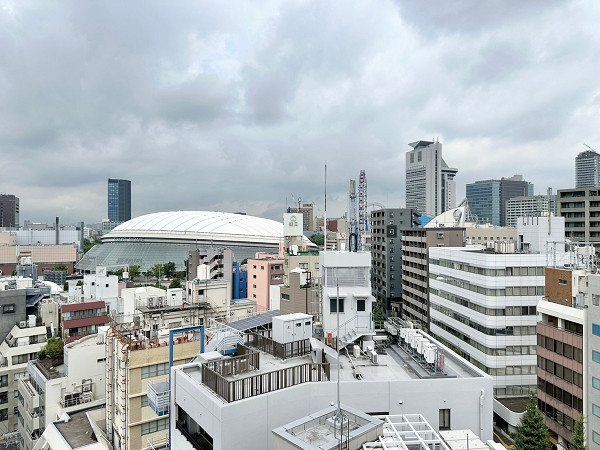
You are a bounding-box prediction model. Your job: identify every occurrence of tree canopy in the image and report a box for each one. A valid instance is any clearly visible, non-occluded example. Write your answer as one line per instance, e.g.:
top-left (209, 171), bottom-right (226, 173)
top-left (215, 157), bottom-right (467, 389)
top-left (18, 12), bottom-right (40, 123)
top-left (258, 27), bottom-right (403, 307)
top-left (514, 394), bottom-right (551, 450)
top-left (570, 414), bottom-right (586, 450)
top-left (309, 234), bottom-right (324, 246)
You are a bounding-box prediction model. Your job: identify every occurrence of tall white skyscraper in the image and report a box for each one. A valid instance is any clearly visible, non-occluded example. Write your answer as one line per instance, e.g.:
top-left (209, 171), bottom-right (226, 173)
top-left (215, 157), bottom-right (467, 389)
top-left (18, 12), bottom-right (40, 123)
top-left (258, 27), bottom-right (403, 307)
top-left (405, 140), bottom-right (457, 217)
top-left (575, 149), bottom-right (600, 188)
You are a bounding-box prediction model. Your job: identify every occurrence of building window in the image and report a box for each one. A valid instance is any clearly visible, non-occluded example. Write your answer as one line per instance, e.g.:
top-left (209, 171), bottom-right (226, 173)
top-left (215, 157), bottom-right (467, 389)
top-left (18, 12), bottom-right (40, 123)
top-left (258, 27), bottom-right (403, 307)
top-left (594, 324), bottom-right (600, 336)
top-left (357, 299), bottom-right (366, 312)
top-left (253, 274), bottom-right (256, 279)
top-left (593, 404), bottom-right (600, 418)
top-left (439, 409), bottom-right (450, 430)
top-left (594, 432), bottom-right (600, 445)
top-left (141, 395), bottom-right (148, 407)
top-left (558, 279), bottom-right (567, 286)
top-left (141, 362), bottom-right (169, 379)
top-left (330, 298), bottom-right (344, 313)
top-left (141, 417), bottom-right (168, 435)
top-left (2, 305), bottom-right (14, 314)
top-left (261, 266), bottom-right (265, 270)
top-left (0, 409), bottom-right (7, 421)
top-left (593, 377), bottom-right (600, 390)
top-left (593, 351), bottom-right (600, 364)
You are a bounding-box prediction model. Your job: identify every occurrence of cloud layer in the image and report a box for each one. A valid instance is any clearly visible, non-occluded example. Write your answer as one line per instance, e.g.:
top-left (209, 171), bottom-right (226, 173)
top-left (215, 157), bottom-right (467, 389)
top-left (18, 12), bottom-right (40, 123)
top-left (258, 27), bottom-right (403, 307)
top-left (1, 0), bottom-right (599, 224)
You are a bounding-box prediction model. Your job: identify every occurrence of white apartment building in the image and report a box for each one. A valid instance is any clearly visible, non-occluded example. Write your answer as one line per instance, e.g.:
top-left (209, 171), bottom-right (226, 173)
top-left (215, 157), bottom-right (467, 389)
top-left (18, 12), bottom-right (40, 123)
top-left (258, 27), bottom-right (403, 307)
top-left (0, 320), bottom-right (47, 437)
top-left (83, 271), bottom-right (119, 302)
top-left (18, 333), bottom-right (106, 450)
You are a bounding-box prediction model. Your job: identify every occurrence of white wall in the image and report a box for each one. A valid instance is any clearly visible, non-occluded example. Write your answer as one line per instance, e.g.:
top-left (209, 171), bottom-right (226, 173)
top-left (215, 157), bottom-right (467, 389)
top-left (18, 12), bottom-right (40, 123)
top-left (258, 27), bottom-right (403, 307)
top-left (171, 365), bottom-right (493, 450)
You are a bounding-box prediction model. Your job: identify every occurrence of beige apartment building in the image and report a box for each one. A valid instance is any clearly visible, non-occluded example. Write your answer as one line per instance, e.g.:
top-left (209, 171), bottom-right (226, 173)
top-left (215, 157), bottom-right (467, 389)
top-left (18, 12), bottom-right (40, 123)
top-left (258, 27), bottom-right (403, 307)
top-left (106, 320), bottom-right (202, 450)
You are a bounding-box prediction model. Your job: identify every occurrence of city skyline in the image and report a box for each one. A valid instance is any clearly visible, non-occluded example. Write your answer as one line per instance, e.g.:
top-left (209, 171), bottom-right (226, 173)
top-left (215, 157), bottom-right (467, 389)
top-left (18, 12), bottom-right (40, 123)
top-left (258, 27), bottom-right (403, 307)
top-left (1, 1), bottom-right (599, 225)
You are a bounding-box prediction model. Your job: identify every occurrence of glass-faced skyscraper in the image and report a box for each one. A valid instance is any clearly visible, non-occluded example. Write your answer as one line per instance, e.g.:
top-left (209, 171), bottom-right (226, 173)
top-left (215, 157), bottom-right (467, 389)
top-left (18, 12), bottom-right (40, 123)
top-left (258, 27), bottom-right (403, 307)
top-left (108, 179), bottom-right (131, 222)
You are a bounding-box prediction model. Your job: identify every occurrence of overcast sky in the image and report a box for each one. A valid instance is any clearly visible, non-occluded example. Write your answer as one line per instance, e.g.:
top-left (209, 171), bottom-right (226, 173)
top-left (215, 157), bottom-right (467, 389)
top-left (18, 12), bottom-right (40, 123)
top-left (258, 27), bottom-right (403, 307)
top-left (2, 1), bottom-right (600, 226)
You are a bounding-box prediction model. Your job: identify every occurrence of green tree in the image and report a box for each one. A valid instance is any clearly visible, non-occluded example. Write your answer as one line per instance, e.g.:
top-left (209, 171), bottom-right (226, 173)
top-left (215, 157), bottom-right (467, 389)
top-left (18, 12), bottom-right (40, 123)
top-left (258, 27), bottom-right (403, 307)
top-left (163, 262), bottom-right (176, 278)
top-left (514, 394), bottom-right (551, 450)
top-left (83, 238), bottom-right (100, 253)
top-left (571, 413), bottom-right (586, 450)
top-left (373, 302), bottom-right (385, 328)
top-left (309, 234), bottom-right (324, 246)
top-left (150, 264), bottom-right (163, 279)
top-left (45, 337), bottom-right (65, 359)
top-left (52, 265), bottom-right (67, 272)
top-left (240, 259), bottom-right (248, 265)
top-left (169, 279), bottom-right (182, 289)
top-left (128, 265), bottom-right (140, 280)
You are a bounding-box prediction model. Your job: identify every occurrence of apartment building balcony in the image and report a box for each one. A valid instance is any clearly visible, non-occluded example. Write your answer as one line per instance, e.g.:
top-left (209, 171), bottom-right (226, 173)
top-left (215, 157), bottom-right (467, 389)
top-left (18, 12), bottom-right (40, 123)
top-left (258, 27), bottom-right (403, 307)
top-left (18, 377), bottom-right (41, 412)
top-left (147, 381), bottom-right (169, 416)
top-left (17, 399), bottom-right (41, 437)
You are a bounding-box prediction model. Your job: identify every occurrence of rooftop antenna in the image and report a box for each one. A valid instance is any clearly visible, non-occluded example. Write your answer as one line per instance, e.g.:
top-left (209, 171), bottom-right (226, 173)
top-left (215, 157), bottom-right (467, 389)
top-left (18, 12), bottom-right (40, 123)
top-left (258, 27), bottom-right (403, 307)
top-left (324, 164), bottom-right (327, 252)
top-left (584, 143), bottom-right (597, 152)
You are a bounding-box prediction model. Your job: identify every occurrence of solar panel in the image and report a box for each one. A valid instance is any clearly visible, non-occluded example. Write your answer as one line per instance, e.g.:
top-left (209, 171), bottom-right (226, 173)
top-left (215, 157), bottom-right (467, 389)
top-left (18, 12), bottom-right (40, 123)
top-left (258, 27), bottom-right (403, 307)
top-left (229, 310), bottom-right (281, 331)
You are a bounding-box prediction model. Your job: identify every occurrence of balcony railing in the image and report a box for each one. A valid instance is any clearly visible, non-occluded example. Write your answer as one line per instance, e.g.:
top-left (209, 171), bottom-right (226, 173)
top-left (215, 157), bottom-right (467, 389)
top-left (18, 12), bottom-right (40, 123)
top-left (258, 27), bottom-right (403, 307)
top-left (244, 333), bottom-right (311, 360)
top-left (201, 357), bottom-right (330, 403)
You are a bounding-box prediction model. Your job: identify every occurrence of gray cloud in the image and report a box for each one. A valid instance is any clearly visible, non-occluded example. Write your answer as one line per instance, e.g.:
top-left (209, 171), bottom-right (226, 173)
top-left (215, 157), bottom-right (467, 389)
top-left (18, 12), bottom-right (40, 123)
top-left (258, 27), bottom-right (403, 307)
top-left (0, 0), bottom-right (599, 225)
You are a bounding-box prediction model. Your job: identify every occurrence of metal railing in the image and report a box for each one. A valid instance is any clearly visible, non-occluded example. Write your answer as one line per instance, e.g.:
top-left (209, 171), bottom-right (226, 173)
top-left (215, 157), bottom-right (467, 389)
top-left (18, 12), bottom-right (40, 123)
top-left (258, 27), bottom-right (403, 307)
top-left (202, 360), bottom-right (330, 403)
top-left (244, 333), bottom-right (311, 360)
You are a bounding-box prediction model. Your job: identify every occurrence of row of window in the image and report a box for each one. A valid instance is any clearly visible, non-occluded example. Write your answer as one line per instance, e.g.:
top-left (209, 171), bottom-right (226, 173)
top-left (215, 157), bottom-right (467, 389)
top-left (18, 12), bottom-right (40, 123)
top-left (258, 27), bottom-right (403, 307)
top-left (141, 362), bottom-right (169, 379)
top-left (431, 330), bottom-right (537, 376)
top-left (538, 378), bottom-right (584, 411)
top-left (329, 298), bottom-right (366, 313)
top-left (537, 356), bottom-right (583, 388)
top-left (431, 303), bottom-right (537, 336)
top-left (538, 398), bottom-right (577, 433)
top-left (63, 308), bottom-right (104, 321)
top-left (538, 335), bottom-right (583, 363)
top-left (430, 273), bottom-right (545, 297)
top-left (141, 417), bottom-right (168, 435)
top-left (431, 288), bottom-right (537, 317)
top-left (430, 259), bottom-right (545, 277)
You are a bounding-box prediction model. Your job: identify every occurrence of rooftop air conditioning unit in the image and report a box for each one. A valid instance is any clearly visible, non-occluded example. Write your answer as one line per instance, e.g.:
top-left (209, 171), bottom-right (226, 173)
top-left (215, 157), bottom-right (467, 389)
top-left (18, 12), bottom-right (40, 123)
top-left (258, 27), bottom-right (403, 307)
top-left (19, 321), bottom-right (27, 328)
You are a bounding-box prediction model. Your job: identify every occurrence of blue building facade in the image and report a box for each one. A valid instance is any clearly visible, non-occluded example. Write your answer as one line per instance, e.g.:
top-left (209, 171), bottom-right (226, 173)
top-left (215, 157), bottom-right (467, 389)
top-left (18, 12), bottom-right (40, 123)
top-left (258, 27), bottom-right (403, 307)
top-left (466, 180), bottom-right (501, 226)
top-left (108, 178), bottom-right (131, 222)
top-left (232, 262), bottom-right (247, 300)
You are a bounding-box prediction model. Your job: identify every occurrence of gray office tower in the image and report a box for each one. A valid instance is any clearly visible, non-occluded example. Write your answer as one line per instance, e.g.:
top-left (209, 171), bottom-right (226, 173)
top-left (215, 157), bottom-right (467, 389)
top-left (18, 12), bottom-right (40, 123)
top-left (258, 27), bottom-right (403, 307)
top-left (575, 149), bottom-right (600, 188)
top-left (108, 179), bottom-right (131, 222)
top-left (0, 194), bottom-right (19, 228)
top-left (370, 208), bottom-right (420, 316)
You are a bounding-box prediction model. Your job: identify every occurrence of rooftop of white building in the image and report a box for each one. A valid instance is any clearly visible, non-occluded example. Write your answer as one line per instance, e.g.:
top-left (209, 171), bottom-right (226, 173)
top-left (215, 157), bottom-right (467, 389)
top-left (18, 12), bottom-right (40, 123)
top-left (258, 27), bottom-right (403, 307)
top-left (178, 325), bottom-right (487, 405)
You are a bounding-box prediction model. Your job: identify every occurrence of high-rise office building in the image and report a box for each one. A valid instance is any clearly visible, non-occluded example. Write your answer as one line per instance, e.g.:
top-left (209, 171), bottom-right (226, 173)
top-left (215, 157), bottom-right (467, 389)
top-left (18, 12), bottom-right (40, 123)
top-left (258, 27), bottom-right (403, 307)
top-left (575, 149), bottom-right (600, 188)
top-left (370, 208), bottom-right (420, 315)
top-left (107, 179), bottom-right (131, 223)
top-left (0, 194), bottom-right (19, 228)
top-left (405, 140), bottom-right (457, 217)
top-left (466, 175), bottom-right (533, 226)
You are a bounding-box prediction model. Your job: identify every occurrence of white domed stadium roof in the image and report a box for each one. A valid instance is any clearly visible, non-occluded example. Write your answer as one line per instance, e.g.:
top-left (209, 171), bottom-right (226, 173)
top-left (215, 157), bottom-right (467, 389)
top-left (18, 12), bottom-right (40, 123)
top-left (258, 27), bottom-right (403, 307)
top-left (104, 211), bottom-right (288, 244)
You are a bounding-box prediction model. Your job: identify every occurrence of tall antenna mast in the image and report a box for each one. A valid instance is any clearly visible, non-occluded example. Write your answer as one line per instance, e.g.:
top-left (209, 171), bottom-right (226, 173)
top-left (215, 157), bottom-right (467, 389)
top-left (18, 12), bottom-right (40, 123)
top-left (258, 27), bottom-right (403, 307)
top-left (324, 164), bottom-right (327, 252)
